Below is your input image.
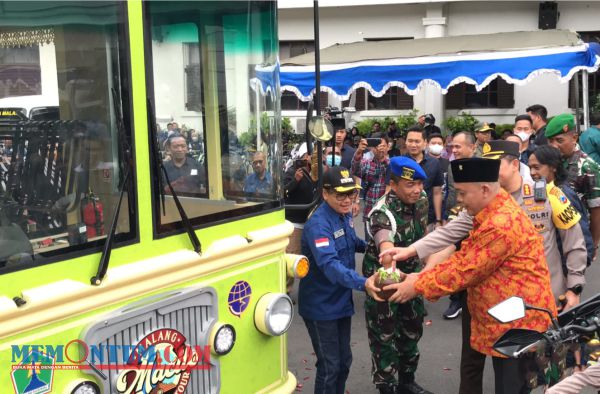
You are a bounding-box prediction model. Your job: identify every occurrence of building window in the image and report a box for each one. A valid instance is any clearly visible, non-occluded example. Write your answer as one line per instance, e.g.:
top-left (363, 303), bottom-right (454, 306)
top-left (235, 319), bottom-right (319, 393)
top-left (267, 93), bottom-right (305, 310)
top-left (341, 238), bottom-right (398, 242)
top-left (0, 45), bottom-right (41, 99)
top-left (446, 77), bottom-right (514, 109)
top-left (280, 40), bottom-right (315, 111)
top-left (280, 40), bottom-right (315, 60)
top-left (367, 87), bottom-right (413, 110)
top-left (568, 31), bottom-right (600, 109)
top-left (281, 91), bottom-right (308, 110)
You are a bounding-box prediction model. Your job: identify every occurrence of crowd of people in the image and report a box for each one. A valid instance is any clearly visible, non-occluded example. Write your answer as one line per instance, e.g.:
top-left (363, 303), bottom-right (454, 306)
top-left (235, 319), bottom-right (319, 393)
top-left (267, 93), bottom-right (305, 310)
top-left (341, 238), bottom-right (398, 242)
top-left (157, 121), bottom-right (276, 199)
top-left (284, 105), bottom-right (600, 394)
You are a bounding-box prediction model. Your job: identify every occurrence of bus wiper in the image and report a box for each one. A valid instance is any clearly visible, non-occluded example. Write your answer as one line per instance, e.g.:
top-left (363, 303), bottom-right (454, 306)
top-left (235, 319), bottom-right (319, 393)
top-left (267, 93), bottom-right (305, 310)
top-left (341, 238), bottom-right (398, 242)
top-left (91, 89), bottom-right (134, 285)
top-left (147, 99), bottom-right (201, 254)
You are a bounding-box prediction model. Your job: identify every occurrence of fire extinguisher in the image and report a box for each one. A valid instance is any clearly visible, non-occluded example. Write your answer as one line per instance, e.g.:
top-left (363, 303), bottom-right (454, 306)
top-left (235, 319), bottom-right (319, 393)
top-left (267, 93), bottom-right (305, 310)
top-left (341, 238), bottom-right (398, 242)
top-left (81, 189), bottom-right (104, 238)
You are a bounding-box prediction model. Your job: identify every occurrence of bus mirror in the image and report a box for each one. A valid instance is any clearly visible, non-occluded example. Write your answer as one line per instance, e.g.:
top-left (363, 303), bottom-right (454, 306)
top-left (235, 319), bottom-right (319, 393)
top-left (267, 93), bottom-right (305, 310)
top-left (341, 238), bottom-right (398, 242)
top-left (308, 116), bottom-right (333, 142)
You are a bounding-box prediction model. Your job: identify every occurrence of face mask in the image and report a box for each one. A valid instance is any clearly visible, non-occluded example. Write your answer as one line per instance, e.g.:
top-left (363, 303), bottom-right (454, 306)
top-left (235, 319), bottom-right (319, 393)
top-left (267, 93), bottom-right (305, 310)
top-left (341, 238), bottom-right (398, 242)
top-left (516, 132), bottom-right (529, 142)
top-left (191, 136), bottom-right (199, 142)
top-left (326, 155), bottom-right (342, 167)
top-left (428, 144), bottom-right (444, 156)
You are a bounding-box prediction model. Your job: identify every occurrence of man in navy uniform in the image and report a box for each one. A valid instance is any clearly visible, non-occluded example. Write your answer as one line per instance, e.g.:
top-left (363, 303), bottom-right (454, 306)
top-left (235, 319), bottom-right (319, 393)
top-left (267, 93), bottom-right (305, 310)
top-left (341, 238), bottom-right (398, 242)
top-left (299, 166), bottom-right (378, 394)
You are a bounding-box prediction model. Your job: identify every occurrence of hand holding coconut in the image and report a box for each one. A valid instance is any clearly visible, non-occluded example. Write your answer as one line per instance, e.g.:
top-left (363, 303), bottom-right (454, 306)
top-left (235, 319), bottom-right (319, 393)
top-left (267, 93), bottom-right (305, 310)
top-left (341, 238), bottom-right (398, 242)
top-left (385, 272), bottom-right (420, 303)
top-left (376, 266), bottom-right (406, 301)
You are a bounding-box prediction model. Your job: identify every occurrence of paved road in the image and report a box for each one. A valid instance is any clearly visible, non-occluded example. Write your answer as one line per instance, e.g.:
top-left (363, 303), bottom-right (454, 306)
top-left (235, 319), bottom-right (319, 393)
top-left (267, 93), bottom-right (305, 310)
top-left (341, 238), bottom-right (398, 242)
top-left (287, 210), bottom-right (600, 394)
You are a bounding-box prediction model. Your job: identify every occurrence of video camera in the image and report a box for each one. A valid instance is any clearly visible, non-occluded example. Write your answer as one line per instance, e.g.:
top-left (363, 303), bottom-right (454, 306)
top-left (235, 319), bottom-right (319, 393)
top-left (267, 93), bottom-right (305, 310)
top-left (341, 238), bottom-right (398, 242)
top-left (324, 106), bottom-right (343, 118)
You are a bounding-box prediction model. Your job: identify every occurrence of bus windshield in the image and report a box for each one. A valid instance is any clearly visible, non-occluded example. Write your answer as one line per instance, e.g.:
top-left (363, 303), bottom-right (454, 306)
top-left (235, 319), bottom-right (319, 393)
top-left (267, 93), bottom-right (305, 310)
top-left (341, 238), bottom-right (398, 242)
top-left (146, 1), bottom-right (281, 233)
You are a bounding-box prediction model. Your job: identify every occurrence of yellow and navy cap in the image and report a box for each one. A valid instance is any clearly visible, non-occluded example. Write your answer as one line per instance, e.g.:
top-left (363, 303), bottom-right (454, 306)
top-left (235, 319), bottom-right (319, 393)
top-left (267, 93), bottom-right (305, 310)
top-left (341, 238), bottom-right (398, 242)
top-left (390, 157), bottom-right (427, 181)
top-left (323, 166), bottom-right (361, 192)
top-left (481, 140), bottom-right (520, 159)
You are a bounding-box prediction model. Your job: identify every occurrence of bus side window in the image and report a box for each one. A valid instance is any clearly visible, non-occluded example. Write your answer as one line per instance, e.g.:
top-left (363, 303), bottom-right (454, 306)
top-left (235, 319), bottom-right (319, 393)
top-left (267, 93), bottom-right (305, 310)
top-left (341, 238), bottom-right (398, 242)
top-left (0, 1), bottom-right (136, 271)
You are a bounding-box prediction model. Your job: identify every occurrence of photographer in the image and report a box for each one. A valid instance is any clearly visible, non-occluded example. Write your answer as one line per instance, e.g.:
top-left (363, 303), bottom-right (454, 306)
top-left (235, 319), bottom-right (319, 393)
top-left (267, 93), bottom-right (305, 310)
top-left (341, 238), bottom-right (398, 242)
top-left (418, 114), bottom-right (442, 139)
top-left (284, 144), bottom-right (317, 255)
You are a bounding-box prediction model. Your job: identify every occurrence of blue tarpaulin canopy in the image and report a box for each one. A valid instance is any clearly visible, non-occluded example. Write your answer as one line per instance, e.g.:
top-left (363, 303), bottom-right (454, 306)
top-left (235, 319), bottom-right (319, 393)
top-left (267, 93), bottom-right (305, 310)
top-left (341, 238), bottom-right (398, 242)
top-left (256, 30), bottom-right (600, 101)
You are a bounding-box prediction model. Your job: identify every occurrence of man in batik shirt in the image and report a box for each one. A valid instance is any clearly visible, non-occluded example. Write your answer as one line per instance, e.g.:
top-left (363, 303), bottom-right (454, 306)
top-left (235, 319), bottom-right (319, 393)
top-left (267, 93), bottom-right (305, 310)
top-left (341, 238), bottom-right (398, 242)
top-left (370, 157), bottom-right (556, 394)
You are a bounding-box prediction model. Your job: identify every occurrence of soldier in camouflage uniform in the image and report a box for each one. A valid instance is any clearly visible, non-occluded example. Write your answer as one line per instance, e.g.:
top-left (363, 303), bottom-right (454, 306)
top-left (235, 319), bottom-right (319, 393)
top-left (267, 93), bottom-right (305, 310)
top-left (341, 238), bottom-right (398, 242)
top-left (546, 113), bottom-right (600, 251)
top-left (363, 156), bottom-right (432, 394)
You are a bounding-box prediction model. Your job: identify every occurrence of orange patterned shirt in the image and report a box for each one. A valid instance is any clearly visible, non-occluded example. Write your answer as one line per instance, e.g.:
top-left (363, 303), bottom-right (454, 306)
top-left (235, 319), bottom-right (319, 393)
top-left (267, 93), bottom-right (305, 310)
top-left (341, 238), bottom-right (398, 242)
top-left (415, 189), bottom-right (557, 357)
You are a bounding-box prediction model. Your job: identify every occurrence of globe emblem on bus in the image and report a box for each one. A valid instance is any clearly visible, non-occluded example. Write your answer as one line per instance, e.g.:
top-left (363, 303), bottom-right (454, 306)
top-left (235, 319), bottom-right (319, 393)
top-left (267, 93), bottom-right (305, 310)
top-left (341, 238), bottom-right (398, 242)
top-left (228, 280), bottom-right (252, 316)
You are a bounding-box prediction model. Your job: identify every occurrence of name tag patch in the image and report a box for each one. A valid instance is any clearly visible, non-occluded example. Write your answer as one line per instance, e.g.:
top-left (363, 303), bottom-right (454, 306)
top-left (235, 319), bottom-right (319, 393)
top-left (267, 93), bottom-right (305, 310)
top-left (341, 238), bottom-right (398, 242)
top-left (334, 229), bottom-right (345, 239)
top-left (191, 169), bottom-right (198, 176)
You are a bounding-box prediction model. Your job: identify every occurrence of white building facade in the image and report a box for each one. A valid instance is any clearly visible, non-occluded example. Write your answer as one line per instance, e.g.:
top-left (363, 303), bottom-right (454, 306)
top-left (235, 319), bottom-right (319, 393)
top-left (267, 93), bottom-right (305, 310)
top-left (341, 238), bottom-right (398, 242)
top-left (278, 0), bottom-right (600, 131)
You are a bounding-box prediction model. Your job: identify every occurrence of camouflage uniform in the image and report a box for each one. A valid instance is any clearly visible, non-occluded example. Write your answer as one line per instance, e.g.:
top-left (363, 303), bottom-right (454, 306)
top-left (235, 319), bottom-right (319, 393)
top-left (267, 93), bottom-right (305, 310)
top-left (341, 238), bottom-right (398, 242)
top-left (563, 148), bottom-right (600, 209)
top-left (363, 190), bottom-right (428, 389)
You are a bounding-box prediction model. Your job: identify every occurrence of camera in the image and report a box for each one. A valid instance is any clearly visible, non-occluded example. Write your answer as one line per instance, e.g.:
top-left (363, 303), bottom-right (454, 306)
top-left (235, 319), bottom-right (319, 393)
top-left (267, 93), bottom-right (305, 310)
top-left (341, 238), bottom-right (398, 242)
top-left (294, 159), bottom-right (307, 170)
top-left (366, 138), bottom-right (381, 147)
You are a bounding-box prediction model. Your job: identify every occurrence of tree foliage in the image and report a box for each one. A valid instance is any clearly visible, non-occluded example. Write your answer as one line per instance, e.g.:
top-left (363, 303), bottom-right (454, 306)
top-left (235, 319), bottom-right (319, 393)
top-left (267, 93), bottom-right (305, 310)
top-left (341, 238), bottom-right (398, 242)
top-left (443, 112), bottom-right (479, 134)
top-left (353, 109), bottom-right (420, 136)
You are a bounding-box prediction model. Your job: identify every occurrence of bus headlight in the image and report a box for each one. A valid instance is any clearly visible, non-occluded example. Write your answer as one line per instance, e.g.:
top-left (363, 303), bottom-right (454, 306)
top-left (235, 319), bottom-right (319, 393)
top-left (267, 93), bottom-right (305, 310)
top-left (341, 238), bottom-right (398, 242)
top-left (254, 293), bottom-right (293, 336)
top-left (285, 254), bottom-right (310, 279)
top-left (209, 322), bottom-right (236, 355)
top-left (71, 381), bottom-right (100, 394)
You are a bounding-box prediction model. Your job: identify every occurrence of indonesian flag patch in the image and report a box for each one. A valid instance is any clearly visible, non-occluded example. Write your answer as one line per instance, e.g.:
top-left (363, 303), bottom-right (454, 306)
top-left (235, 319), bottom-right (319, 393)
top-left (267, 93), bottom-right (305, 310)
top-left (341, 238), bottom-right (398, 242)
top-left (315, 238), bottom-right (330, 248)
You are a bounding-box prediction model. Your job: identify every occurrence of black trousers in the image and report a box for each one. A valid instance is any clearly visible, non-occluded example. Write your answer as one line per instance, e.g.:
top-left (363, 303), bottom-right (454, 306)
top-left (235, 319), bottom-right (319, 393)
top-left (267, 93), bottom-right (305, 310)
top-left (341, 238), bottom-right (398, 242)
top-left (458, 292), bottom-right (530, 394)
top-left (491, 357), bottom-right (530, 394)
top-left (459, 291), bottom-right (486, 394)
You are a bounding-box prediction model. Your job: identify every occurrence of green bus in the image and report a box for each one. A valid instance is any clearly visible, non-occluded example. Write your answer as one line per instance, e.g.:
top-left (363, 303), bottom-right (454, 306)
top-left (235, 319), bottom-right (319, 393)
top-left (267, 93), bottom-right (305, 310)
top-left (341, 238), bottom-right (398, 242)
top-left (0, 1), bottom-right (307, 393)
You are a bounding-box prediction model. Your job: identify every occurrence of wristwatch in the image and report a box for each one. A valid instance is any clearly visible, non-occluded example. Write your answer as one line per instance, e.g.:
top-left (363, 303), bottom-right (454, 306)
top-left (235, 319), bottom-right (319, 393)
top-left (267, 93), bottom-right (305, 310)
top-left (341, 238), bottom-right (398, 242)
top-left (568, 284), bottom-right (584, 295)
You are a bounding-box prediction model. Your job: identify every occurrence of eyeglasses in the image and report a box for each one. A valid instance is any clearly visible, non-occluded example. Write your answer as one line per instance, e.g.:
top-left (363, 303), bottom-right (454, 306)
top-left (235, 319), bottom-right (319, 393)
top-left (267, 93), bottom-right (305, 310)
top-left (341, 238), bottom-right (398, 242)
top-left (252, 160), bottom-right (264, 165)
top-left (332, 189), bottom-right (359, 201)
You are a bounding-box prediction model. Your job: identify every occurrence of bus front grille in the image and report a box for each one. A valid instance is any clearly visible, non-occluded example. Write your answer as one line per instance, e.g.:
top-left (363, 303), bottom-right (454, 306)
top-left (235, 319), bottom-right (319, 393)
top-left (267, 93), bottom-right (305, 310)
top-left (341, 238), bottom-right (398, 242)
top-left (82, 287), bottom-right (220, 394)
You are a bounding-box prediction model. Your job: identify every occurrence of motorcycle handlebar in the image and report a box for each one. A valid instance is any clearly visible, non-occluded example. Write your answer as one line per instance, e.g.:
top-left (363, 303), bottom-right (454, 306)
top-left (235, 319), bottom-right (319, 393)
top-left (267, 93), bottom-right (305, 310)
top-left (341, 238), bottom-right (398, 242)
top-left (543, 322), bottom-right (599, 346)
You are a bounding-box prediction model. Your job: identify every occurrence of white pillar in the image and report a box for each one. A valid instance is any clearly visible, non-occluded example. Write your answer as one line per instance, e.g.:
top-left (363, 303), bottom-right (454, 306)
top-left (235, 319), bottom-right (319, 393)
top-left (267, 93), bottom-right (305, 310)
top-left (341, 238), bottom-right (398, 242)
top-left (414, 3), bottom-right (447, 130)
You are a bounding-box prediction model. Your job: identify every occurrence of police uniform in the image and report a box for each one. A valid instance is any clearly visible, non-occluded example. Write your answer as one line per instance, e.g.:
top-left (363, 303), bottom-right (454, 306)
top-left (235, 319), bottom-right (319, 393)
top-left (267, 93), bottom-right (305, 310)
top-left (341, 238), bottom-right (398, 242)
top-left (546, 113), bottom-right (600, 210)
top-left (363, 157), bottom-right (431, 394)
top-left (299, 166), bottom-right (367, 394)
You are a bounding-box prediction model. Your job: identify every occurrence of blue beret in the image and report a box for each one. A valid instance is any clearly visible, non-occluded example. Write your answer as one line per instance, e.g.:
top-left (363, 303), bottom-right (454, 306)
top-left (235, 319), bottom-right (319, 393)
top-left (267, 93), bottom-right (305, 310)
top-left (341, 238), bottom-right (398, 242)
top-left (390, 157), bottom-right (427, 181)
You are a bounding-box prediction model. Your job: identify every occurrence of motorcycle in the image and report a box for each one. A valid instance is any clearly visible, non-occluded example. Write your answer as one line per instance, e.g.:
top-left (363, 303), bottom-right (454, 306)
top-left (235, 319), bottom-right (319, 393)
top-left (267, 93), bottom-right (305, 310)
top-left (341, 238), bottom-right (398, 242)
top-left (489, 294), bottom-right (600, 390)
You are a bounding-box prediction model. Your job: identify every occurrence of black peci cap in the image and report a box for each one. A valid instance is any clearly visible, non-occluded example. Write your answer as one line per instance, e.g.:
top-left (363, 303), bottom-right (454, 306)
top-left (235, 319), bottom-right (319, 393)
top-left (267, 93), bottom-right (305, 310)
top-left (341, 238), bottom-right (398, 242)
top-left (451, 158), bottom-right (500, 183)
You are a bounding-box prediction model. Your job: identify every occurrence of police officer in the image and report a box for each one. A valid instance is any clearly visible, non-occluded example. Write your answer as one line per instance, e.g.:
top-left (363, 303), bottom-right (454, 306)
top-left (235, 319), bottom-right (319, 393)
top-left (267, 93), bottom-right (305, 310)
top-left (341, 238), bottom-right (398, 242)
top-left (363, 157), bottom-right (432, 394)
top-left (379, 141), bottom-right (587, 394)
top-left (299, 166), bottom-right (379, 394)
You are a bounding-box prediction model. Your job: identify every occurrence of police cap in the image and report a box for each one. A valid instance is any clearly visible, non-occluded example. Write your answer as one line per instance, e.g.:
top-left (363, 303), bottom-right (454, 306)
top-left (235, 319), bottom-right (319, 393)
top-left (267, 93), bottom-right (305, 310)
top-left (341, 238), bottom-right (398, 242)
top-left (481, 140), bottom-right (520, 159)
